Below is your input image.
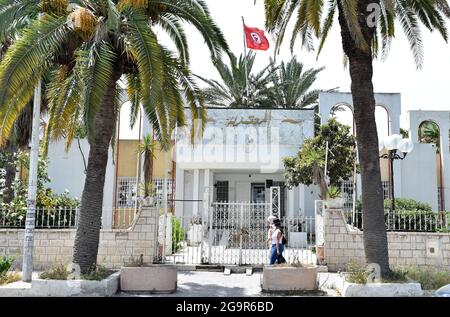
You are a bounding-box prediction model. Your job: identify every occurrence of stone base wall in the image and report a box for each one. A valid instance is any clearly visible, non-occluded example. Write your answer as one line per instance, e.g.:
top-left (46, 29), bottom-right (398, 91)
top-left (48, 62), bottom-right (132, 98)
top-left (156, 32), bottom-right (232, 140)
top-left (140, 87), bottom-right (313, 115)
top-left (0, 206), bottom-right (158, 270)
top-left (324, 209), bottom-right (450, 271)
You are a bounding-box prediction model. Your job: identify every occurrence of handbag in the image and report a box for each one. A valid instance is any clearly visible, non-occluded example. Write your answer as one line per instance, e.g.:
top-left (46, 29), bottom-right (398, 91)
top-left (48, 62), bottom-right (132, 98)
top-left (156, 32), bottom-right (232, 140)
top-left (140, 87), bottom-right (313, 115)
top-left (277, 254), bottom-right (286, 264)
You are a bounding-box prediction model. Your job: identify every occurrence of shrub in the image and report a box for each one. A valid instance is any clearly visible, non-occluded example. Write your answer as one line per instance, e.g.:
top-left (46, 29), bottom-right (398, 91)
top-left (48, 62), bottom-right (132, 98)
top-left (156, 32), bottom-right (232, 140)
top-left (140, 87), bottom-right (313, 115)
top-left (384, 198), bottom-right (432, 212)
top-left (399, 266), bottom-right (450, 290)
top-left (40, 264), bottom-right (70, 280)
top-left (344, 259), bottom-right (369, 284)
top-left (81, 265), bottom-right (112, 281)
top-left (0, 256), bottom-right (15, 277)
top-left (0, 272), bottom-right (21, 285)
top-left (172, 217), bottom-right (185, 253)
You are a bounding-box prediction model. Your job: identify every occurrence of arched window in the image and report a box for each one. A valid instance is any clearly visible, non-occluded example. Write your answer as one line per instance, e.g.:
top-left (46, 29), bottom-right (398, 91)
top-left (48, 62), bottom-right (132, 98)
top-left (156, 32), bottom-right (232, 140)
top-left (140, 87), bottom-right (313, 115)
top-left (418, 120), bottom-right (440, 150)
top-left (330, 103), bottom-right (354, 135)
top-left (418, 120), bottom-right (444, 211)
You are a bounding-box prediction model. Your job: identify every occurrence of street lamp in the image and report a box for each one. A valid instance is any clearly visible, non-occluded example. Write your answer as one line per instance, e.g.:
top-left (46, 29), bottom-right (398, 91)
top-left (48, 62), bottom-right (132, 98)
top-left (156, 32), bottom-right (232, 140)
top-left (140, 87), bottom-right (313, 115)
top-left (379, 134), bottom-right (414, 212)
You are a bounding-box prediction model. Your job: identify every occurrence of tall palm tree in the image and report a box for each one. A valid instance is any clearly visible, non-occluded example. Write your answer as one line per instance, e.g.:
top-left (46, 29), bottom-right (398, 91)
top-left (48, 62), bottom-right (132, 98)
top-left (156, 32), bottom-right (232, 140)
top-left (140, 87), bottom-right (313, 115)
top-left (0, 0), bottom-right (229, 273)
top-left (196, 52), bottom-right (276, 107)
top-left (263, 0), bottom-right (450, 275)
top-left (268, 56), bottom-right (326, 108)
top-left (138, 134), bottom-right (157, 198)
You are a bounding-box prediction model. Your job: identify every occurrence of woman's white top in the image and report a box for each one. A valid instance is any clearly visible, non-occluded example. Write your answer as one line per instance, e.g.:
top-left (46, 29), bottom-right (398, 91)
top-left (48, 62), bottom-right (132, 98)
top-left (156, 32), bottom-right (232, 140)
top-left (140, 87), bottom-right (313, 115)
top-left (271, 228), bottom-right (282, 244)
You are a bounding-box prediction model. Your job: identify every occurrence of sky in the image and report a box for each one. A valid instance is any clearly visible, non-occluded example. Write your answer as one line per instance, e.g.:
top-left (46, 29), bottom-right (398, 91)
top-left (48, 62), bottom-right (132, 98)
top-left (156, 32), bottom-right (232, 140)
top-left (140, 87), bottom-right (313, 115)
top-left (120, 0), bottom-right (450, 139)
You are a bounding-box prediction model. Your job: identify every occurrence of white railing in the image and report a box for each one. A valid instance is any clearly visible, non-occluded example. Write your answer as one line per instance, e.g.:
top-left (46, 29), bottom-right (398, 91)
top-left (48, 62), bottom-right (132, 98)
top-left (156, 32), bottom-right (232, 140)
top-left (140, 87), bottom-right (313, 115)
top-left (112, 206), bottom-right (140, 229)
top-left (115, 177), bottom-right (175, 209)
top-left (344, 209), bottom-right (449, 232)
top-left (0, 207), bottom-right (78, 229)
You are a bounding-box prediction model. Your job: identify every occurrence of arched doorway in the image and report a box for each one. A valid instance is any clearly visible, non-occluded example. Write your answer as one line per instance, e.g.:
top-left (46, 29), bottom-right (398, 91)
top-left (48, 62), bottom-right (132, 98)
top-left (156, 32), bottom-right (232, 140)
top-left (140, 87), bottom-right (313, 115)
top-left (418, 120), bottom-right (444, 210)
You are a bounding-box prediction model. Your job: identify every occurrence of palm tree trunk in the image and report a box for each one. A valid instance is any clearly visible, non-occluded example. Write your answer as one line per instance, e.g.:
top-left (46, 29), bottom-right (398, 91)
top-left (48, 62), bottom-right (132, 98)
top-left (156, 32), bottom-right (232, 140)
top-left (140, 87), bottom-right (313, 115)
top-left (338, 0), bottom-right (390, 275)
top-left (73, 76), bottom-right (118, 274)
top-left (143, 152), bottom-right (153, 197)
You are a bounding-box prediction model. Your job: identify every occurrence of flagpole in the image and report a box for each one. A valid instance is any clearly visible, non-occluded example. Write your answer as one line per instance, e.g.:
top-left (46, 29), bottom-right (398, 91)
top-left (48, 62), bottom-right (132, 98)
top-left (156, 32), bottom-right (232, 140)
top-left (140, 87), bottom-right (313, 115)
top-left (241, 16), bottom-right (249, 106)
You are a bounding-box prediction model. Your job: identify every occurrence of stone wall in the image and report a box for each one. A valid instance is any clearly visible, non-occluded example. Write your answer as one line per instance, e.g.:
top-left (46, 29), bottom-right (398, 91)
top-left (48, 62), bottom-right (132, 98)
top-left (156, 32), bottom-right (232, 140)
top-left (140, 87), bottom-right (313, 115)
top-left (0, 206), bottom-right (158, 270)
top-left (324, 208), bottom-right (450, 271)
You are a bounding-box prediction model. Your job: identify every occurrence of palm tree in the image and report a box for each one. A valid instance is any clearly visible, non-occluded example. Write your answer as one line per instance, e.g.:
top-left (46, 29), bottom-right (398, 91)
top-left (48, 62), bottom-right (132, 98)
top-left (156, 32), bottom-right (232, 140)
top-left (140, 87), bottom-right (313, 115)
top-left (0, 0), bottom-right (229, 273)
top-left (420, 121), bottom-right (440, 150)
top-left (263, 0), bottom-right (450, 275)
top-left (268, 56), bottom-right (326, 108)
top-left (138, 134), bottom-right (157, 198)
top-left (196, 52), bottom-right (276, 107)
top-left (0, 35), bottom-right (38, 204)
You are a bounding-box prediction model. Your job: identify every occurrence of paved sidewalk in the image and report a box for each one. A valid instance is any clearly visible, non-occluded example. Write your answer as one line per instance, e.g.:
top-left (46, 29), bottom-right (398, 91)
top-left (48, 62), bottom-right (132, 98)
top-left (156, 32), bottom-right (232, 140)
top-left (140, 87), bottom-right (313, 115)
top-left (116, 271), bottom-right (338, 297)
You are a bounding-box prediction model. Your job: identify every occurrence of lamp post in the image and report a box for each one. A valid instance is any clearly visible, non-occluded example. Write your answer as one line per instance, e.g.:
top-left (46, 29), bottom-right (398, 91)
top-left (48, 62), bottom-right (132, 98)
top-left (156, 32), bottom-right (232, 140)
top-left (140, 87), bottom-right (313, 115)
top-left (379, 134), bottom-right (414, 212)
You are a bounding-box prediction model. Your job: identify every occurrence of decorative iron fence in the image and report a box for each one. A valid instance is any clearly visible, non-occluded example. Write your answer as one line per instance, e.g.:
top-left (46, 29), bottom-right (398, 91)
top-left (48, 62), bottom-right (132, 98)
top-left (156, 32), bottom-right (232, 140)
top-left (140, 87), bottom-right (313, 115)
top-left (344, 209), bottom-right (449, 232)
top-left (154, 201), bottom-right (317, 266)
top-left (0, 207), bottom-right (78, 229)
top-left (116, 177), bottom-right (174, 209)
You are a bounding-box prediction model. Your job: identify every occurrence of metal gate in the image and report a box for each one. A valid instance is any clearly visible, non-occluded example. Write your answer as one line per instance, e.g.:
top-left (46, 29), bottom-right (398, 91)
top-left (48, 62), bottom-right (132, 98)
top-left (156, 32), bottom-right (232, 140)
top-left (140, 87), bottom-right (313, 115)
top-left (155, 201), bottom-right (316, 266)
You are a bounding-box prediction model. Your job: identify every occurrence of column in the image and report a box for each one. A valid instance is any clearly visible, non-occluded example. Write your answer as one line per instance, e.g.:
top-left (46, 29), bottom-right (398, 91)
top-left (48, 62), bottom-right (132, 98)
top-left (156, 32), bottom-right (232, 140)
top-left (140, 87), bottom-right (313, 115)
top-left (288, 187), bottom-right (295, 218)
top-left (193, 169), bottom-right (200, 217)
top-left (174, 165), bottom-right (184, 217)
top-left (298, 184), bottom-right (306, 217)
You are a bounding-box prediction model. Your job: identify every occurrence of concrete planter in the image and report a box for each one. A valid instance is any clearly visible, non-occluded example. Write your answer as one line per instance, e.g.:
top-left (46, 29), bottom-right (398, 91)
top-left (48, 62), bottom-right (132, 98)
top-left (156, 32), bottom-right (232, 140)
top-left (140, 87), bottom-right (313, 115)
top-left (324, 198), bottom-right (345, 209)
top-left (28, 272), bottom-right (120, 297)
top-left (120, 265), bottom-right (177, 293)
top-left (262, 265), bottom-right (318, 292)
top-left (328, 273), bottom-right (424, 297)
top-left (342, 282), bottom-right (423, 297)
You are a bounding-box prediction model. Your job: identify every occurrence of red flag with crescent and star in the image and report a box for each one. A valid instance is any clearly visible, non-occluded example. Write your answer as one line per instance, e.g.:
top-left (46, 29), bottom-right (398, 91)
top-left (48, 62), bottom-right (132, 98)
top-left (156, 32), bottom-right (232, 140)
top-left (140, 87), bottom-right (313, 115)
top-left (243, 23), bottom-right (270, 51)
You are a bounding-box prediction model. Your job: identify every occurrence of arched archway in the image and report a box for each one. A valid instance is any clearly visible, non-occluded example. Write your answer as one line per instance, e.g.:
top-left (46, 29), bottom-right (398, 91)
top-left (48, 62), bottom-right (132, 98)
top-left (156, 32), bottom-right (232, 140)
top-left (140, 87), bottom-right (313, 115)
top-left (375, 105), bottom-right (391, 141)
top-left (418, 120), bottom-right (444, 210)
top-left (330, 103), bottom-right (355, 135)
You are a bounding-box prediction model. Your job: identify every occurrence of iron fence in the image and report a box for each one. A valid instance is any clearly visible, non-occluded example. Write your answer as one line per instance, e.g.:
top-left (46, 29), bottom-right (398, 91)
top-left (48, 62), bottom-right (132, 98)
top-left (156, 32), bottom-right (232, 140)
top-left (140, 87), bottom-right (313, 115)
top-left (154, 201), bottom-right (317, 266)
top-left (0, 207), bottom-right (78, 229)
top-left (344, 209), bottom-right (449, 232)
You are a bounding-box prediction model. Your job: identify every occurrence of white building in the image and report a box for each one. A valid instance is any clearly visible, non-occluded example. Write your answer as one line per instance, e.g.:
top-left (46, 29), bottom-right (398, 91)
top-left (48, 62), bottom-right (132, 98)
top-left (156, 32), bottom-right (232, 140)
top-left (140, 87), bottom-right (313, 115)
top-left (173, 107), bottom-right (316, 220)
top-left (43, 92), bottom-right (445, 231)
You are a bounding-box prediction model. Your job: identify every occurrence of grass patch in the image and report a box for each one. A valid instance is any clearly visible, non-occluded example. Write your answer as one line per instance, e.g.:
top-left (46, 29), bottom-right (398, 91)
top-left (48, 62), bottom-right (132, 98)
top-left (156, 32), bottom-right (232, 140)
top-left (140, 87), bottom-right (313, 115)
top-left (0, 272), bottom-right (21, 285)
top-left (81, 265), bottom-right (113, 281)
top-left (381, 269), bottom-right (409, 283)
top-left (39, 264), bottom-right (70, 280)
top-left (344, 260), bottom-right (368, 284)
top-left (40, 264), bottom-right (113, 281)
top-left (396, 266), bottom-right (450, 290)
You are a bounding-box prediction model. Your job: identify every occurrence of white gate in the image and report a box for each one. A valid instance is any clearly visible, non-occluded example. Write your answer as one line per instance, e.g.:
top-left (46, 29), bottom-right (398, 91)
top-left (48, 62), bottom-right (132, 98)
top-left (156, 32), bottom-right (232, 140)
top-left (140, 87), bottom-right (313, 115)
top-left (155, 201), bottom-right (316, 266)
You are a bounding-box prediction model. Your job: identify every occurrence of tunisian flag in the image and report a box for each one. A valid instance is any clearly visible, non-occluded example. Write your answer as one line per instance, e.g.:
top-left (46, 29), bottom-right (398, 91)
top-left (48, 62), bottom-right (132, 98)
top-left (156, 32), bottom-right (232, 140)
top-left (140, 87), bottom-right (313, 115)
top-left (244, 23), bottom-right (270, 51)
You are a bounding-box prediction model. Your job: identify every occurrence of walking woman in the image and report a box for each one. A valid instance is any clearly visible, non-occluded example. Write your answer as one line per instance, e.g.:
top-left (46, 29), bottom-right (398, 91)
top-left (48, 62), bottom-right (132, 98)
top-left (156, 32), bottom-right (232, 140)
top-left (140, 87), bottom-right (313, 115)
top-left (268, 218), bottom-right (285, 264)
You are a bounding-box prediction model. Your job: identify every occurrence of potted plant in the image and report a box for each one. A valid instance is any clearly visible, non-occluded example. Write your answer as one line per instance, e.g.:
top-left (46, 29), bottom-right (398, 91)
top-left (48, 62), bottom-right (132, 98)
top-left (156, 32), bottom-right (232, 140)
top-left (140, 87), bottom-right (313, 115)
top-left (120, 255), bottom-right (177, 293)
top-left (325, 186), bottom-right (345, 209)
top-left (137, 182), bottom-right (156, 206)
top-left (187, 216), bottom-right (203, 246)
top-left (262, 259), bottom-right (318, 292)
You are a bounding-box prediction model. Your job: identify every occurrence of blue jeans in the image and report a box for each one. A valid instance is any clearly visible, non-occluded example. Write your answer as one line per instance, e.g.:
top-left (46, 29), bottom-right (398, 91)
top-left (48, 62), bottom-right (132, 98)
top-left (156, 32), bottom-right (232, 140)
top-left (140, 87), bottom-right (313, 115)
top-left (269, 244), bottom-right (285, 265)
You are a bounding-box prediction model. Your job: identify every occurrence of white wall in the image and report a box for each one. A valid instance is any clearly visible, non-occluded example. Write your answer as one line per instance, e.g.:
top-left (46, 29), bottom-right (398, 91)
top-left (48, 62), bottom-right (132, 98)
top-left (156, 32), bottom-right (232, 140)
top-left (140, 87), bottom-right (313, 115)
top-left (409, 110), bottom-right (450, 211)
top-left (400, 143), bottom-right (439, 210)
top-left (46, 139), bottom-right (115, 228)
